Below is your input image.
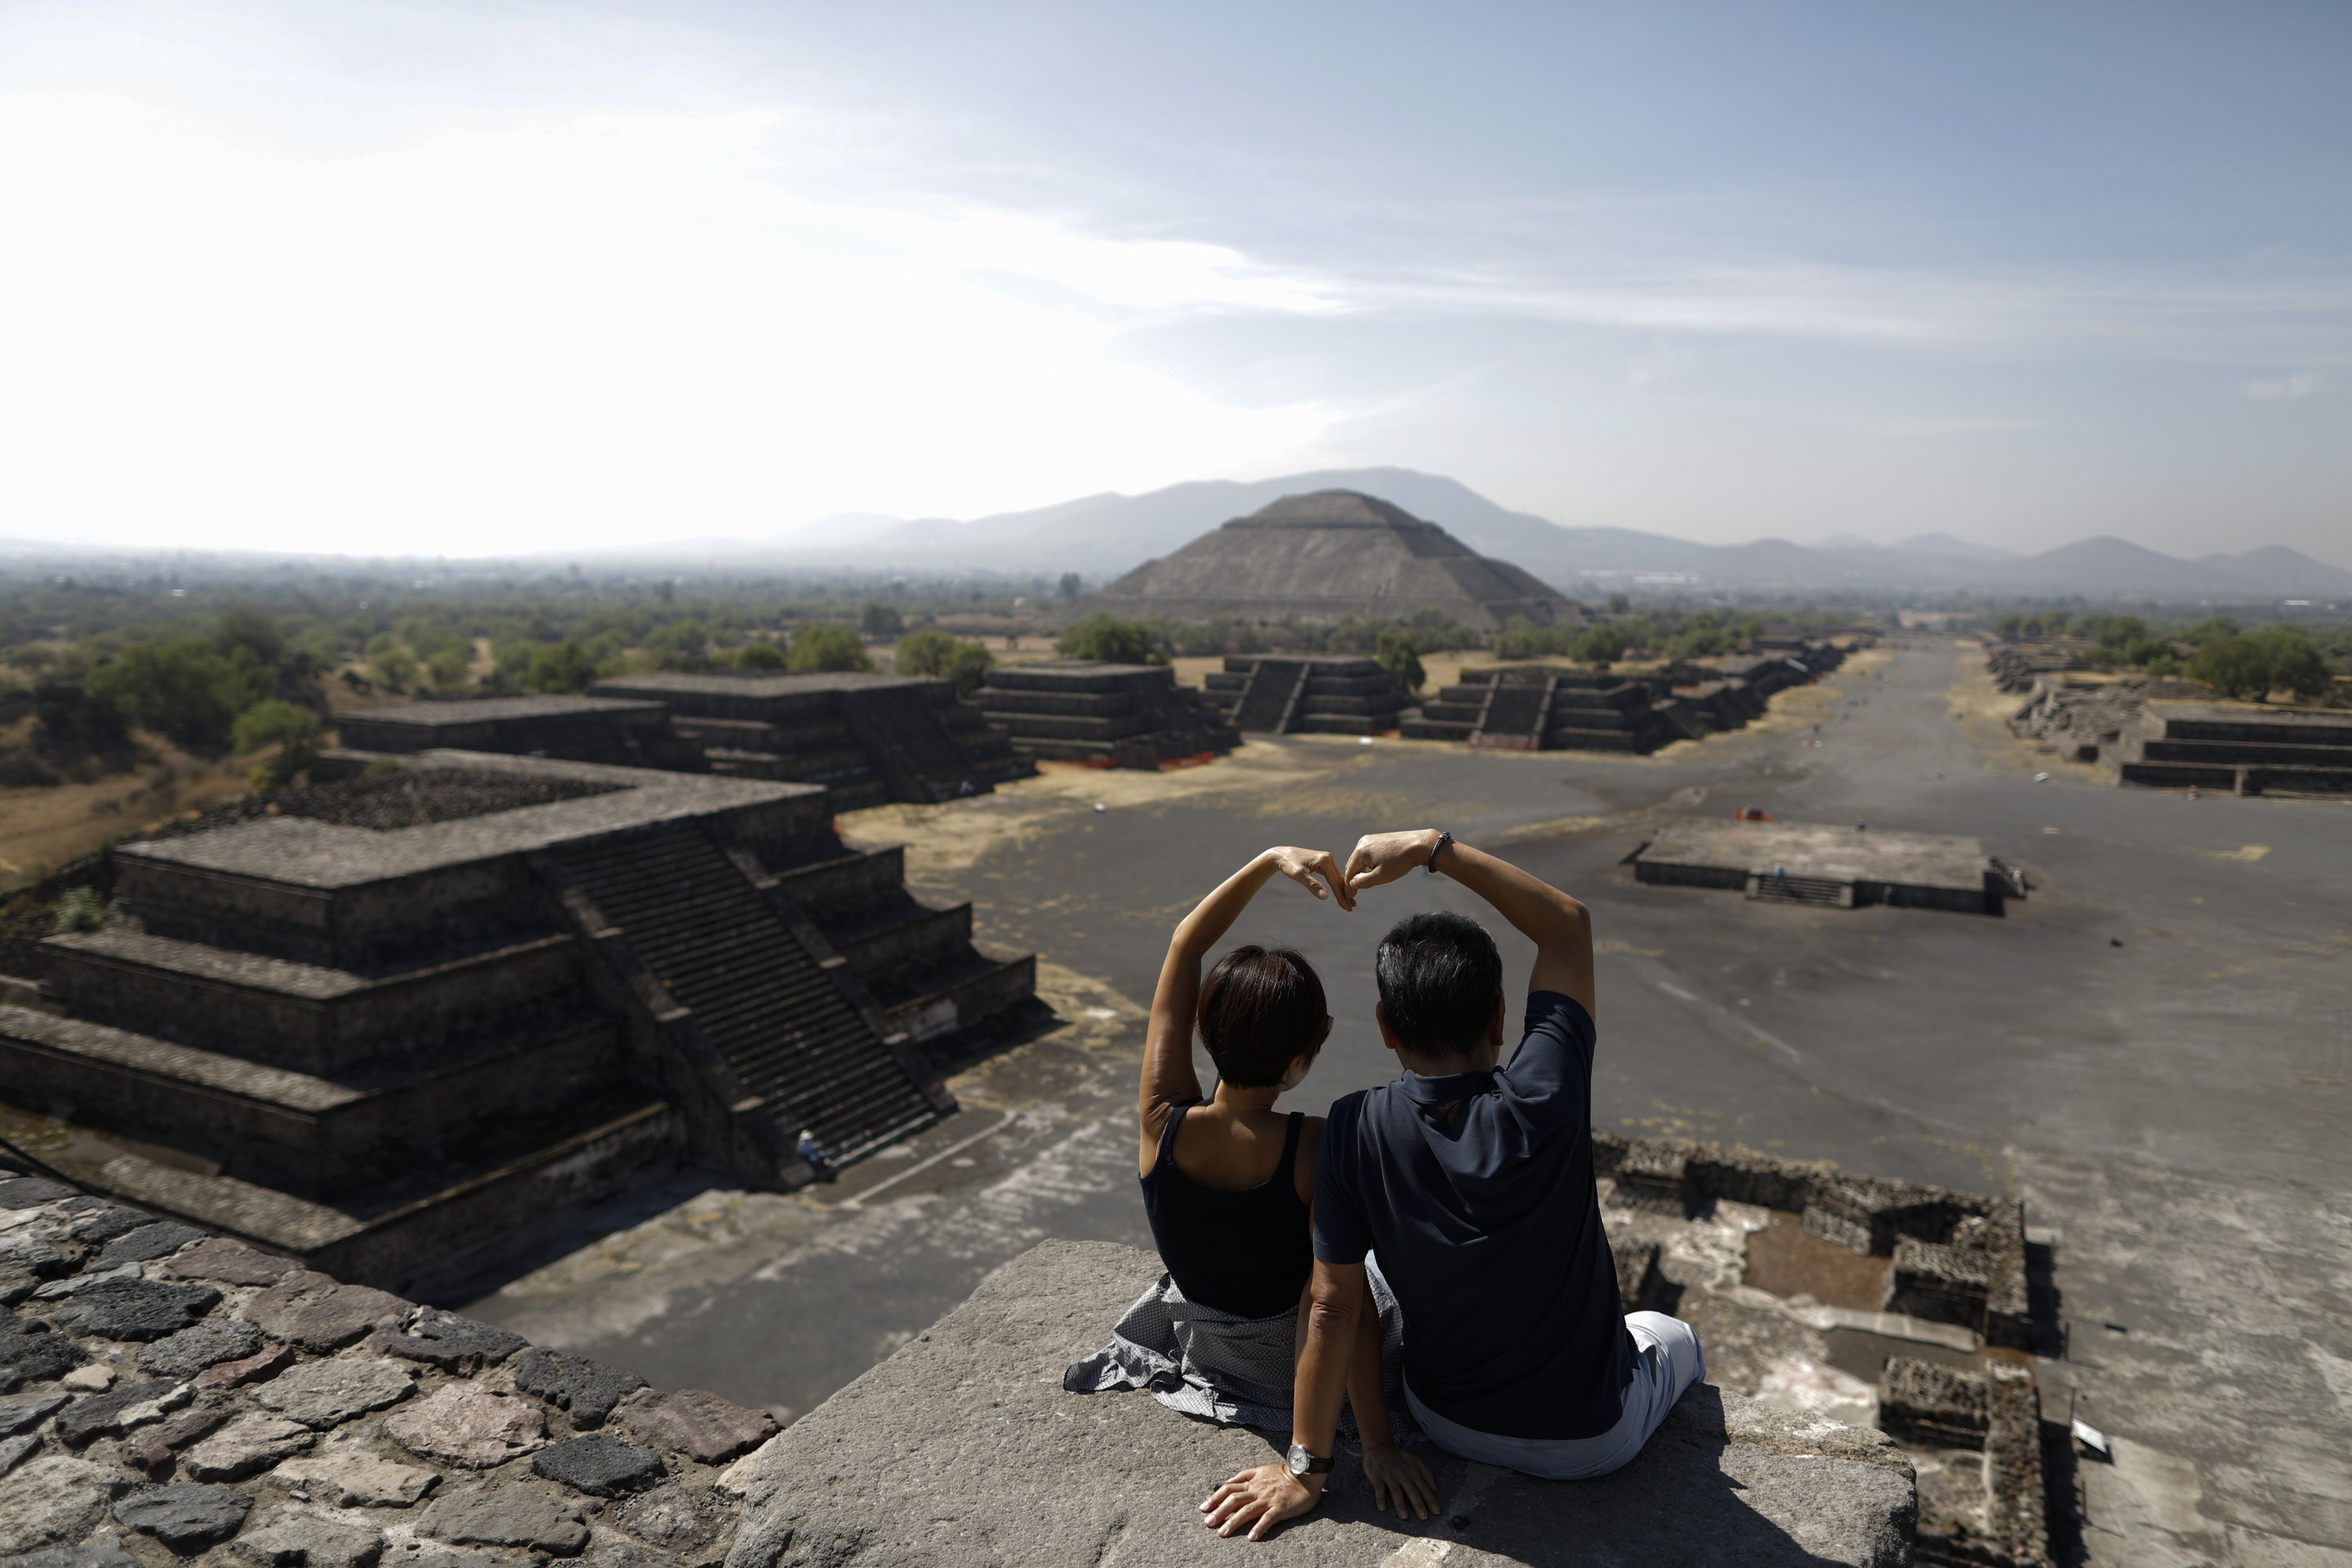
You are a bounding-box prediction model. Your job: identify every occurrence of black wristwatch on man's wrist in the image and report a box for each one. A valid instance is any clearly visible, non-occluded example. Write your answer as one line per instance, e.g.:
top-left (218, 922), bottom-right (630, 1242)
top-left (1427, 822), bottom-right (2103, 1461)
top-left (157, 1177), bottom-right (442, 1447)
top-left (1425, 830), bottom-right (1454, 873)
top-left (1286, 1443), bottom-right (1334, 1478)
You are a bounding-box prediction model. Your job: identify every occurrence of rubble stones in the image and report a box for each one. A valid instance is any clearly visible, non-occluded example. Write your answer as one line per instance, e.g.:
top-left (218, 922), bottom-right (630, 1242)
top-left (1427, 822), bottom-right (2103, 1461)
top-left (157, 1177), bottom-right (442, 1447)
top-left (531, 1436), bottom-right (662, 1497)
top-left (0, 1233), bottom-right (67, 1280)
top-left (419, 1488), bottom-right (590, 1556)
top-left (60, 1366), bottom-right (114, 1391)
top-left (114, 1481), bottom-right (254, 1552)
top-left (36, 1277), bottom-right (223, 1341)
top-left (229, 1508), bottom-right (386, 1568)
top-left (95, 1224), bottom-right (205, 1269)
top-left (372, 1310), bottom-right (526, 1375)
top-left (0, 1392), bottom-right (69, 1435)
top-left (56, 1381), bottom-right (192, 1447)
top-left (123, 1406), bottom-right (232, 1474)
top-left (507, 1349), bottom-right (643, 1430)
top-left (241, 1276), bottom-right (405, 1353)
top-left (0, 1316), bottom-right (83, 1390)
top-left (180, 1415), bottom-right (316, 1482)
top-left (612, 1485), bottom-right (725, 1557)
top-left (253, 1357), bottom-right (413, 1429)
top-left (0, 1432), bottom-right (38, 1476)
top-left (0, 1455), bottom-right (129, 1554)
top-left (63, 1204), bottom-right (155, 1247)
top-left (2, 1540), bottom-right (141, 1568)
top-left (197, 1343), bottom-right (296, 1391)
top-left (166, 1240), bottom-right (296, 1288)
top-left (138, 1319), bottom-right (264, 1381)
top-left (273, 1447), bottom-right (439, 1508)
top-left (618, 1392), bottom-right (773, 1465)
top-left (383, 1385), bottom-right (546, 1469)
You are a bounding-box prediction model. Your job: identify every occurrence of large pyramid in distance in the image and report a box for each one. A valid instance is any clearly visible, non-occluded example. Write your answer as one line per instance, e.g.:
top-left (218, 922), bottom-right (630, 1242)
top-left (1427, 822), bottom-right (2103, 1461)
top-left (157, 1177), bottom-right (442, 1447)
top-left (1081, 490), bottom-right (1581, 630)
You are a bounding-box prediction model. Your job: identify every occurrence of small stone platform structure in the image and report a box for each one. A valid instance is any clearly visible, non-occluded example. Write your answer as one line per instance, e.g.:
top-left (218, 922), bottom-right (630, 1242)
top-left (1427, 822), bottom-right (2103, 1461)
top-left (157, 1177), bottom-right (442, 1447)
top-left (336, 697), bottom-right (706, 773)
top-left (720, 1239), bottom-right (1922, 1567)
top-left (2103, 701), bottom-right (2352, 797)
top-left (965, 663), bottom-right (1240, 768)
top-left (0, 1167), bottom-right (778, 1568)
top-left (1633, 818), bottom-right (2020, 913)
top-left (1403, 644), bottom-right (1849, 753)
top-left (0, 753), bottom-right (1039, 1288)
top-left (1199, 655), bottom-right (1413, 736)
top-left (589, 673), bottom-right (1031, 809)
top-left (1080, 490), bottom-right (1581, 631)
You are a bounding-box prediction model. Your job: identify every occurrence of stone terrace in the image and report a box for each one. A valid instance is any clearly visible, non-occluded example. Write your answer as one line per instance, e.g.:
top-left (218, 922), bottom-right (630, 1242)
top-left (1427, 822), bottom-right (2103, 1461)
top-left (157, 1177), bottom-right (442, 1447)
top-left (1632, 818), bottom-right (2021, 914)
top-left (336, 699), bottom-right (706, 775)
top-left (967, 662), bottom-right (1239, 769)
top-left (0, 753), bottom-right (1037, 1289)
top-left (0, 1167), bottom-right (779, 1568)
top-left (587, 673), bottom-right (1030, 810)
top-left (1199, 655), bottom-right (1413, 737)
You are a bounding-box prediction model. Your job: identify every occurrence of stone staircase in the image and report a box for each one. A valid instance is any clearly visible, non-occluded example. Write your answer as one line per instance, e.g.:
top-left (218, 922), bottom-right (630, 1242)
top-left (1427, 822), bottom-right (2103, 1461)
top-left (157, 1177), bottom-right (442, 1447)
top-left (1231, 659), bottom-right (1309, 733)
top-left (967, 663), bottom-right (1239, 768)
top-left (2103, 702), bottom-right (2352, 797)
top-left (1470, 678), bottom-right (1553, 750)
top-left (1203, 656), bottom-right (1410, 737)
top-left (1402, 667), bottom-right (1672, 753)
top-left (536, 822), bottom-right (949, 1167)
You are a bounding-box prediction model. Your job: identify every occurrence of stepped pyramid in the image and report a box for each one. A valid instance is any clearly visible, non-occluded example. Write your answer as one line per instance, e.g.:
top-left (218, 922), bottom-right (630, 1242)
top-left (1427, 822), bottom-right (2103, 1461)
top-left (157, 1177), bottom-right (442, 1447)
top-left (1082, 490), bottom-right (1581, 630)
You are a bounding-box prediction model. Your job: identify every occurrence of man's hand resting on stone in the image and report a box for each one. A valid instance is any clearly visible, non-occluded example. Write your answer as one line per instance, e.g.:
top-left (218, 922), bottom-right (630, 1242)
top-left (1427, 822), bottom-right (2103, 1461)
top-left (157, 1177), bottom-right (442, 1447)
top-left (1361, 1442), bottom-right (1439, 1520)
top-left (1200, 1464), bottom-right (1320, 1541)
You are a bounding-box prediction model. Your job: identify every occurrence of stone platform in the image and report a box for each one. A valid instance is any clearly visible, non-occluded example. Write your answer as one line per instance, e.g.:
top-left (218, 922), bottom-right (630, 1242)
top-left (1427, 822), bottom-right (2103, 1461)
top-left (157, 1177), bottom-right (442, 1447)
top-left (2105, 700), bottom-right (2352, 797)
top-left (589, 673), bottom-right (1031, 810)
top-left (0, 753), bottom-right (1039, 1288)
top-left (1200, 655), bottom-right (1412, 736)
top-left (720, 1240), bottom-right (1920, 1568)
top-left (967, 662), bottom-right (1239, 768)
top-left (335, 696), bottom-right (706, 773)
top-left (1632, 818), bottom-right (2016, 914)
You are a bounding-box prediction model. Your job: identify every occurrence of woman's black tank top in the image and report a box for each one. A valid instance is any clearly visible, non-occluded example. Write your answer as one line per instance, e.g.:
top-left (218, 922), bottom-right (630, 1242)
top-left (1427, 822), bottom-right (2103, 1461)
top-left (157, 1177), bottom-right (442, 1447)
top-left (1141, 1102), bottom-right (1312, 1320)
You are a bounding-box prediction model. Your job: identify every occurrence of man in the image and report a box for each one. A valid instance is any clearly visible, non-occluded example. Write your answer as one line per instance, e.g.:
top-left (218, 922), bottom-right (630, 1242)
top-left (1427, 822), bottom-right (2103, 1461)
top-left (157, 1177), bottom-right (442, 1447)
top-left (1201, 829), bottom-right (1704, 1540)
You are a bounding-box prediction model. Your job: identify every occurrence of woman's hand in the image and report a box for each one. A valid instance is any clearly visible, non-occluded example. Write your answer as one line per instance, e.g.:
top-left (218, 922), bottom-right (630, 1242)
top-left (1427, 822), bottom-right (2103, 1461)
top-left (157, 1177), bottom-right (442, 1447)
top-left (1266, 847), bottom-right (1355, 913)
top-left (1359, 1443), bottom-right (1439, 1521)
top-left (1201, 1463), bottom-right (1322, 1540)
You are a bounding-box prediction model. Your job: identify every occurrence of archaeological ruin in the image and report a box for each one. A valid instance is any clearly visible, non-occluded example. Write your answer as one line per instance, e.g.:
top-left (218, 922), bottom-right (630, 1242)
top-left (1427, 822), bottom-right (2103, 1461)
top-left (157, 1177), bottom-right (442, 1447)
top-left (0, 751), bottom-right (1039, 1289)
top-left (1633, 818), bottom-right (2025, 913)
top-left (335, 697), bottom-right (706, 775)
top-left (2008, 671), bottom-right (2352, 797)
top-left (1402, 639), bottom-right (1852, 751)
top-left (965, 662), bottom-right (1240, 768)
top-left (1079, 489), bottom-right (1583, 630)
top-left (1198, 655), bottom-right (1414, 736)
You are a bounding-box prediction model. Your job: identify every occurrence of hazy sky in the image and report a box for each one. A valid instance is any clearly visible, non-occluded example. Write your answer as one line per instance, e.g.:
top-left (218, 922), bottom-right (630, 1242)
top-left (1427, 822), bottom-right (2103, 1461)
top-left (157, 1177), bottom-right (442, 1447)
top-left (2, 1), bottom-right (2346, 557)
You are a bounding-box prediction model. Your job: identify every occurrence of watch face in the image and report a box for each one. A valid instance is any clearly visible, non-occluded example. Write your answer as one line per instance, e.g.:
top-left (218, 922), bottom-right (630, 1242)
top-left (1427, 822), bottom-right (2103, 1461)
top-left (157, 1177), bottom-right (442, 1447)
top-left (1287, 1444), bottom-right (1308, 1475)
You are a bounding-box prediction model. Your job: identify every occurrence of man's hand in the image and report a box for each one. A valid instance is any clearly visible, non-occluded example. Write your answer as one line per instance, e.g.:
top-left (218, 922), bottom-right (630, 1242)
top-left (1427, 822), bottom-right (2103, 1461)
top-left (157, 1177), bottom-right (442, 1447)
top-left (1344, 829), bottom-right (1440, 897)
top-left (1200, 1464), bottom-right (1321, 1540)
top-left (1268, 847), bottom-right (1355, 913)
top-left (1360, 1443), bottom-right (1439, 1520)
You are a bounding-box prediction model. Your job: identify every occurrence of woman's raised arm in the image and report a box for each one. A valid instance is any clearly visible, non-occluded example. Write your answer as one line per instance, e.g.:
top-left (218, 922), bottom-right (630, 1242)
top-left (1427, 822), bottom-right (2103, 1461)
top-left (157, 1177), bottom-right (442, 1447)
top-left (1136, 848), bottom-right (1351, 1171)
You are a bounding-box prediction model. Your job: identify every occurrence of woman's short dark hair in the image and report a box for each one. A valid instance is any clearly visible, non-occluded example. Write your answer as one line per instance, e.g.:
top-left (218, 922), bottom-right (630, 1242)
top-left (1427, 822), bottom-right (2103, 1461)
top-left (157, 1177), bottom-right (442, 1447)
top-left (1374, 910), bottom-right (1504, 1057)
top-left (1198, 945), bottom-right (1329, 1088)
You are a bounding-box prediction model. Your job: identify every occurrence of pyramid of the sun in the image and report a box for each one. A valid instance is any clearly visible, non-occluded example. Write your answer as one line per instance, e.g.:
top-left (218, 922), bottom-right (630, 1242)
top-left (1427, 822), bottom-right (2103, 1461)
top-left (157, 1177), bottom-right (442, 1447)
top-left (1082, 489), bottom-right (1581, 630)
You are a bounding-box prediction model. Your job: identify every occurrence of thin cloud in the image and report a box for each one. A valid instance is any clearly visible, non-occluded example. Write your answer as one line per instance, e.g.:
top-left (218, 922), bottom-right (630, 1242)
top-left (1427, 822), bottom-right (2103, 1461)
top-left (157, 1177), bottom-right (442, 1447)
top-left (2237, 371), bottom-right (2323, 401)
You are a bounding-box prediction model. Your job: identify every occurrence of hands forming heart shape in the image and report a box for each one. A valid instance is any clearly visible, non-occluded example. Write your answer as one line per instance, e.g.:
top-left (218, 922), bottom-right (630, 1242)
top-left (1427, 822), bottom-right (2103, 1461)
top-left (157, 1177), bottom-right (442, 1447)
top-left (1263, 829), bottom-right (1447, 915)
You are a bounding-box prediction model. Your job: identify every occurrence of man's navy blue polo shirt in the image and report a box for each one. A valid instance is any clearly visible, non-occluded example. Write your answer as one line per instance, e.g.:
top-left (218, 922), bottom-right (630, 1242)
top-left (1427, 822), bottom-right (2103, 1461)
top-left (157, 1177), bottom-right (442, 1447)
top-left (1312, 991), bottom-right (1633, 1440)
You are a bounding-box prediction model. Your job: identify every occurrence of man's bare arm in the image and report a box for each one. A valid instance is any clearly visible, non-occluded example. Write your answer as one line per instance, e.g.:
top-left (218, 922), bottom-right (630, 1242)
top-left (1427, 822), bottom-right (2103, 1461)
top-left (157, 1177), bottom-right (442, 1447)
top-left (1200, 1258), bottom-right (1366, 1539)
top-left (1344, 830), bottom-right (1594, 1018)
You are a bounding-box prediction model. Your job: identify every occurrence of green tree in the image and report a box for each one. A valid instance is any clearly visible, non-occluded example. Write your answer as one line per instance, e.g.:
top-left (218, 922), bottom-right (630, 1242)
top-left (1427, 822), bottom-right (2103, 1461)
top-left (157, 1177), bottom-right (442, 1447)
top-left (426, 648), bottom-right (473, 692)
top-left (1606, 593), bottom-right (1631, 614)
top-left (212, 606), bottom-right (285, 666)
top-left (2186, 627), bottom-right (2328, 702)
top-left (892, 628), bottom-right (960, 677)
top-left (231, 699), bottom-right (317, 753)
top-left (787, 623), bottom-right (875, 673)
top-left (860, 601), bottom-right (904, 640)
top-left (2252, 626), bottom-right (2333, 702)
top-left (1374, 629), bottom-right (1426, 693)
top-left (735, 641), bottom-right (787, 670)
top-left (1058, 572), bottom-right (1083, 600)
top-left (524, 639), bottom-right (599, 694)
top-left (89, 638), bottom-right (275, 751)
top-left (2182, 616), bottom-right (2240, 647)
top-left (32, 665), bottom-right (129, 752)
top-left (943, 641), bottom-right (996, 695)
top-left (1576, 623), bottom-right (1629, 666)
top-left (1056, 613), bottom-right (1150, 663)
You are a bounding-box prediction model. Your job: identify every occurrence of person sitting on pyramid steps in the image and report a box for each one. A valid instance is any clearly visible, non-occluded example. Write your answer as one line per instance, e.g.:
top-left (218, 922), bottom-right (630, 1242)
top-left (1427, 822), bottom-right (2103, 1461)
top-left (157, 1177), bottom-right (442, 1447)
top-left (1203, 829), bottom-right (1704, 1540)
top-left (1065, 845), bottom-right (1436, 1522)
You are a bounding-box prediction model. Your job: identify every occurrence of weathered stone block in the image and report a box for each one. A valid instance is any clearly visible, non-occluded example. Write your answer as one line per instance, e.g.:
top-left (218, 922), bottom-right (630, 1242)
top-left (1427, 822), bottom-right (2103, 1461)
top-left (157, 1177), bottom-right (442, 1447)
top-left (180, 1415), bottom-right (316, 1482)
top-left (0, 1540), bottom-right (140, 1568)
top-left (0, 1316), bottom-right (82, 1390)
top-left (0, 1391), bottom-right (68, 1436)
top-left (166, 1240), bottom-right (297, 1288)
top-left (533, 1436), bottom-right (663, 1498)
top-left (95, 1223), bottom-right (205, 1269)
top-left (273, 1446), bottom-right (440, 1508)
top-left (384, 1384), bottom-right (546, 1469)
top-left (230, 1507), bottom-right (387, 1568)
top-left (0, 1455), bottom-right (131, 1554)
top-left (254, 1356), bottom-right (414, 1429)
top-left (56, 1381), bottom-right (192, 1448)
top-left (620, 1392), bottom-right (775, 1466)
top-left (35, 1277), bottom-right (222, 1342)
top-left (138, 1319), bottom-right (264, 1381)
top-left (198, 1342), bottom-right (297, 1391)
top-left (242, 1274), bottom-right (406, 1352)
top-left (122, 1406), bottom-right (231, 1474)
top-left (374, 1309), bottom-right (526, 1374)
top-left (114, 1481), bottom-right (255, 1552)
top-left (510, 1349), bottom-right (645, 1430)
top-left (420, 1487), bottom-right (590, 1556)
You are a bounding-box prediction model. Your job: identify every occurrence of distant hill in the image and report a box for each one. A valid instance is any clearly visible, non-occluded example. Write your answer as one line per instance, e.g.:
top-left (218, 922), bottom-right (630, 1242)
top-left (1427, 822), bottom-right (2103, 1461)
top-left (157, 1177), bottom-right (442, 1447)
top-left (554, 466), bottom-right (2352, 601)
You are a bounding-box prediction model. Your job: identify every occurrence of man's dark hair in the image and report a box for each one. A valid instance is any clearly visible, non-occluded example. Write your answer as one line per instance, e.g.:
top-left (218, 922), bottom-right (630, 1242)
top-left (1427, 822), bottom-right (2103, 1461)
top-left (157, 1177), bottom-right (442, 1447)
top-left (1374, 910), bottom-right (1504, 1058)
top-left (1198, 945), bottom-right (1329, 1088)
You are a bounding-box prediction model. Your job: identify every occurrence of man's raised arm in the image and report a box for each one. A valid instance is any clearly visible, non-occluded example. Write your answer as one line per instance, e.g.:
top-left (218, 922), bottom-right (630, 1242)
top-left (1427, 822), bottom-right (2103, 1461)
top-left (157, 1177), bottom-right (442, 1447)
top-left (1345, 830), bottom-right (1595, 1018)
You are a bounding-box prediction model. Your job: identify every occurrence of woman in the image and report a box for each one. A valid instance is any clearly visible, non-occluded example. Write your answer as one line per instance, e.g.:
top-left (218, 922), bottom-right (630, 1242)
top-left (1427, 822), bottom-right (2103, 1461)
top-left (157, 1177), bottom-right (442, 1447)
top-left (1064, 846), bottom-right (1436, 1519)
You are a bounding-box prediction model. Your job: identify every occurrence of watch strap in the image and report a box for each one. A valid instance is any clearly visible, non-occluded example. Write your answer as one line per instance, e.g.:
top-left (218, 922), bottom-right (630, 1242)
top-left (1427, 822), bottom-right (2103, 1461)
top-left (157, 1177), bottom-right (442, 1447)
top-left (1287, 1443), bottom-right (1334, 1475)
top-left (1425, 830), bottom-right (1454, 874)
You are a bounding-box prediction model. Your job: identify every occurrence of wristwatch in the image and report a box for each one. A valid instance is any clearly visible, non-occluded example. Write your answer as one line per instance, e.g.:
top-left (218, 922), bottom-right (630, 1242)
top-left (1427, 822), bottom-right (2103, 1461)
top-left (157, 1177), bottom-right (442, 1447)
top-left (1286, 1443), bottom-right (1334, 1478)
top-left (1425, 830), bottom-right (1454, 874)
